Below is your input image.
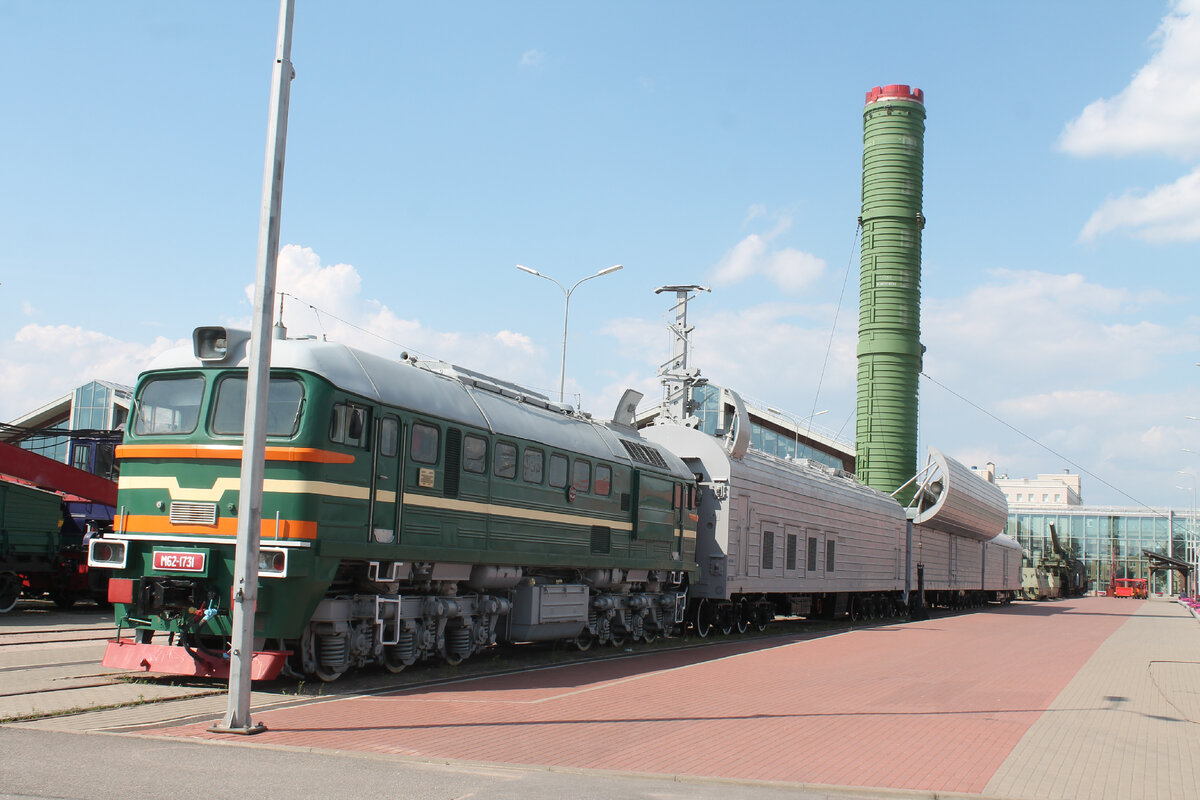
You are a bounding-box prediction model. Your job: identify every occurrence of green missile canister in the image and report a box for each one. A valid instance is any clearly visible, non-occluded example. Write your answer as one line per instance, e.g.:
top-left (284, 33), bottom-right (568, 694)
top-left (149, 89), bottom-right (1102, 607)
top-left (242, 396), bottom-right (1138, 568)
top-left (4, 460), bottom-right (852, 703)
top-left (856, 84), bottom-right (925, 504)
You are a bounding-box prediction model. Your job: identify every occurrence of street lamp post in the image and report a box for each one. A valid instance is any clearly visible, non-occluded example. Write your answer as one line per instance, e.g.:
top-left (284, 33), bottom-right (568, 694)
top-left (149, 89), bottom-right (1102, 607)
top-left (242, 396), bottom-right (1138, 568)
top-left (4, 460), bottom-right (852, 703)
top-left (1181, 471), bottom-right (1200, 596)
top-left (516, 264), bottom-right (622, 403)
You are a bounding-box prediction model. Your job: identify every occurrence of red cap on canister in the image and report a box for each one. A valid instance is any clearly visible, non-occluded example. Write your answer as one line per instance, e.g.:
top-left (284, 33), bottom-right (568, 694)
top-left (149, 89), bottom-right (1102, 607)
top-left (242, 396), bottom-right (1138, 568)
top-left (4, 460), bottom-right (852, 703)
top-left (865, 85), bottom-right (924, 105)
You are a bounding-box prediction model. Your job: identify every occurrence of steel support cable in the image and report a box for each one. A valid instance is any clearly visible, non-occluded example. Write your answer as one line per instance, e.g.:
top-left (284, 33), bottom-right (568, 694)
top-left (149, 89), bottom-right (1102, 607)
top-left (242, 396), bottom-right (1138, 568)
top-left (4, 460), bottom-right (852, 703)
top-left (811, 222), bottom-right (861, 442)
top-left (919, 370), bottom-right (1167, 519)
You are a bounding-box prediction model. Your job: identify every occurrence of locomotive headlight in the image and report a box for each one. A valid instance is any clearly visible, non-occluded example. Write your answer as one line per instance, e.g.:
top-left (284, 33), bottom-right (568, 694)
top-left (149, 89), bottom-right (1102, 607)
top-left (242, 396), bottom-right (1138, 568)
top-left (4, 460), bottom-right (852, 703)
top-left (88, 539), bottom-right (128, 569)
top-left (258, 548), bottom-right (288, 578)
top-left (193, 326), bottom-right (250, 362)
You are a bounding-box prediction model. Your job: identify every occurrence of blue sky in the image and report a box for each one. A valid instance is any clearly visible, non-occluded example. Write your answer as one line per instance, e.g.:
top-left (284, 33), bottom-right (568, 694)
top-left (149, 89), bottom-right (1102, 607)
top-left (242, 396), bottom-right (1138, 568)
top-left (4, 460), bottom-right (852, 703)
top-left (3, 1), bottom-right (1199, 508)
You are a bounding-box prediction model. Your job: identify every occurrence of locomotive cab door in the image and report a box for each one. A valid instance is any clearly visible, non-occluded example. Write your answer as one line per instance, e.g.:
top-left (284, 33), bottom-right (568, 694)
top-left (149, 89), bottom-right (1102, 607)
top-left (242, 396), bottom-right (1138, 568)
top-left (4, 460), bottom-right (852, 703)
top-left (369, 415), bottom-right (403, 543)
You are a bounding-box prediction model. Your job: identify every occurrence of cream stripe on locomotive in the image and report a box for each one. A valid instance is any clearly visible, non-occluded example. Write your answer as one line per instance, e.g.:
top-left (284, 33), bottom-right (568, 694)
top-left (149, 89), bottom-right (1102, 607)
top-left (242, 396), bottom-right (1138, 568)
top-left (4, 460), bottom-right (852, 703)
top-left (119, 475), bottom-right (632, 532)
top-left (119, 475), bottom-right (396, 504)
top-left (403, 494), bottom-right (635, 532)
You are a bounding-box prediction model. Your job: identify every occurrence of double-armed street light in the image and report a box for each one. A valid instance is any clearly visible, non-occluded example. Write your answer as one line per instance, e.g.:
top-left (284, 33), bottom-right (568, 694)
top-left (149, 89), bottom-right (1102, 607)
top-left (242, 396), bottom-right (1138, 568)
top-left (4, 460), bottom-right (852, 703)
top-left (516, 263), bottom-right (623, 403)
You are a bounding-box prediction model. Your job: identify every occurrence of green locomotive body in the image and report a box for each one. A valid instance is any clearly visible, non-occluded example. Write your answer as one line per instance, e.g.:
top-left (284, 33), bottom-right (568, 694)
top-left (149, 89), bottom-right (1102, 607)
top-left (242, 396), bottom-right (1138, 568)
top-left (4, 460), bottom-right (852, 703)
top-left (93, 327), bottom-right (697, 680)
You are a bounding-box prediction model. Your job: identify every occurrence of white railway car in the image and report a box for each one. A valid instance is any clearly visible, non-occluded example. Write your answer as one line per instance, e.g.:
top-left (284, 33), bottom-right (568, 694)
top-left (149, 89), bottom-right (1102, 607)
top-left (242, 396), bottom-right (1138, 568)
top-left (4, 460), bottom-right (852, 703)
top-left (643, 395), bottom-right (1020, 635)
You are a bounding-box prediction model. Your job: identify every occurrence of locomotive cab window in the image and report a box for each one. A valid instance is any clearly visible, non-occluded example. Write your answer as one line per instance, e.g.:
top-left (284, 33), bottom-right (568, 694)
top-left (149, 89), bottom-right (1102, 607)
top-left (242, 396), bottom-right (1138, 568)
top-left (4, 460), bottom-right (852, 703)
top-left (134, 375), bottom-right (204, 435)
top-left (463, 434), bottom-right (487, 474)
top-left (213, 376), bottom-right (304, 437)
top-left (594, 464), bottom-right (612, 496)
top-left (548, 453), bottom-right (568, 488)
top-left (572, 459), bottom-right (590, 493)
top-left (330, 402), bottom-right (370, 447)
top-left (523, 448), bottom-right (544, 483)
top-left (494, 441), bottom-right (518, 479)
top-left (410, 422), bottom-right (440, 464)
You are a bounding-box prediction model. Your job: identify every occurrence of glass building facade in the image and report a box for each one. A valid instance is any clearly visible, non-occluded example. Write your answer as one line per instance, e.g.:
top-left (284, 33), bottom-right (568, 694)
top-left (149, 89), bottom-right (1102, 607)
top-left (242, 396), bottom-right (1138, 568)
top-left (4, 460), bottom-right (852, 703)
top-left (1006, 508), bottom-right (1197, 595)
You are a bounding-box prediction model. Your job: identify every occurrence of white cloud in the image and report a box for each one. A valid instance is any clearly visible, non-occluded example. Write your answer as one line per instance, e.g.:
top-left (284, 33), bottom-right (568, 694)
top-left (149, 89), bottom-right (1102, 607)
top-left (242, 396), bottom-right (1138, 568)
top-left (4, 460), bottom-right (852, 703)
top-left (1078, 164), bottom-right (1200, 242)
top-left (21, 301), bottom-right (34, 317)
top-left (711, 213), bottom-right (826, 293)
top-left (0, 324), bottom-right (184, 421)
top-left (520, 49), bottom-right (546, 68)
top-left (248, 244), bottom-right (557, 397)
top-left (1060, 0), bottom-right (1200, 159)
top-left (922, 269), bottom-right (1186, 391)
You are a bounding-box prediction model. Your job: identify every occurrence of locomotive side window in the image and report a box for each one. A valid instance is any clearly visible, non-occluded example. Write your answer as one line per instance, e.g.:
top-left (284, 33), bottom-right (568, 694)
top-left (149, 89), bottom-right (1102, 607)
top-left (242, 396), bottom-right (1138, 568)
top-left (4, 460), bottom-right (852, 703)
top-left (134, 375), bottom-right (204, 435)
top-left (786, 533), bottom-right (798, 570)
top-left (826, 539), bottom-right (836, 573)
top-left (523, 448), bottom-right (544, 483)
top-left (494, 441), bottom-right (518, 479)
top-left (548, 453), bottom-right (568, 488)
top-left (572, 459), bottom-right (591, 493)
top-left (594, 464), bottom-right (612, 496)
top-left (380, 417), bottom-right (399, 458)
top-left (330, 402), bottom-right (369, 447)
top-left (807, 536), bottom-right (819, 572)
top-left (410, 422), bottom-right (440, 464)
top-left (463, 434), bottom-right (487, 474)
top-left (213, 376), bottom-right (304, 437)
top-left (673, 483), bottom-right (682, 509)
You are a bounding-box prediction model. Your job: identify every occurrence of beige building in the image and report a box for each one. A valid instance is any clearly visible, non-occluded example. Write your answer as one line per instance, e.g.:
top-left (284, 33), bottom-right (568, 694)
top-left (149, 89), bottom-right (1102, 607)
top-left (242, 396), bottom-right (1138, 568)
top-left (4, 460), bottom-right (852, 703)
top-left (996, 470), bottom-right (1082, 507)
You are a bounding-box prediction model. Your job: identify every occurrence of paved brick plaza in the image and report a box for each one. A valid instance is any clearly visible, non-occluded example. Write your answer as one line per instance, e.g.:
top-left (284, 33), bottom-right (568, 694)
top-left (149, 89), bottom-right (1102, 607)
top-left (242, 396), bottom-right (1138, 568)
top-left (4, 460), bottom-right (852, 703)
top-left (156, 597), bottom-right (1200, 797)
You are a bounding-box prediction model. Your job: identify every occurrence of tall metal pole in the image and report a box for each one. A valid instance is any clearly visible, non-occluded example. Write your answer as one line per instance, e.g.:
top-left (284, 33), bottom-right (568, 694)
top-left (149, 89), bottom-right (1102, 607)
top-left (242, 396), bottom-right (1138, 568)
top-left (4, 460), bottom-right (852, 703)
top-left (211, 0), bottom-right (295, 735)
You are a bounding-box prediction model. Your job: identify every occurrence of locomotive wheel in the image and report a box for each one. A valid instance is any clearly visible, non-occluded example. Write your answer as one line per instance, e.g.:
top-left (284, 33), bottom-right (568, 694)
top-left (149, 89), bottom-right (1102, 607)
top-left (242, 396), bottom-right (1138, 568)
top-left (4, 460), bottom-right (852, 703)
top-left (383, 656), bottom-right (407, 674)
top-left (719, 606), bottom-right (733, 636)
top-left (443, 651), bottom-right (465, 667)
top-left (849, 599), bottom-right (862, 623)
top-left (51, 590), bottom-right (77, 609)
top-left (314, 665), bottom-right (344, 682)
top-left (641, 625), bottom-right (658, 645)
top-left (693, 599), bottom-right (713, 638)
top-left (609, 629), bottom-right (627, 648)
top-left (572, 630), bottom-right (594, 651)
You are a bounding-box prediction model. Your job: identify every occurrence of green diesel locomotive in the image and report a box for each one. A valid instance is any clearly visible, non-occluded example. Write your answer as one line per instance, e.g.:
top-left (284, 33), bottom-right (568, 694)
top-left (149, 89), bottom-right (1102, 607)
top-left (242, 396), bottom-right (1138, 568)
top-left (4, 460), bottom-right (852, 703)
top-left (91, 326), bottom-right (697, 681)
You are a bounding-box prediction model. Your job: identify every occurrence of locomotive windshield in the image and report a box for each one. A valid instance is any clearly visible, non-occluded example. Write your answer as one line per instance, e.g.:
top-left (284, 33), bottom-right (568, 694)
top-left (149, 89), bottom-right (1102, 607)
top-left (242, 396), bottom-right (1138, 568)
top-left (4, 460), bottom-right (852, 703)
top-left (133, 375), bottom-right (204, 435)
top-left (212, 375), bottom-right (304, 436)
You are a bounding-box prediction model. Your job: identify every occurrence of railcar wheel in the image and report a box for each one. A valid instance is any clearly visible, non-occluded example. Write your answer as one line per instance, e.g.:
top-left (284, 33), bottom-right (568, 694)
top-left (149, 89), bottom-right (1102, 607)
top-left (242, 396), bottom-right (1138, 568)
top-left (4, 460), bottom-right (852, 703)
top-left (735, 599), bottom-right (750, 634)
top-left (849, 599), bottom-right (862, 623)
top-left (641, 625), bottom-right (658, 645)
top-left (51, 590), bottom-right (77, 609)
top-left (755, 602), bottom-right (771, 632)
top-left (719, 605), bottom-right (734, 636)
top-left (609, 629), bottom-right (627, 648)
top-left (573, 629), bottom-right (594, 651)
top-left (0, 572), bottom-right (20, 614)
top-left (443, 651), bottom-right (465, 667)
top-left (693, 599), bottom-right (713, 639)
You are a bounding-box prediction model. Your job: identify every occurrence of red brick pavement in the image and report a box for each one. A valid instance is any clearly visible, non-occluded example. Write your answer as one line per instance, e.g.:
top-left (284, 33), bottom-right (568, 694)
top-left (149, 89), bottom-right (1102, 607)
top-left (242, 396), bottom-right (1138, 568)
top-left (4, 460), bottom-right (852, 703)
top-left (158, 597), bottom-right (1137, 793)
